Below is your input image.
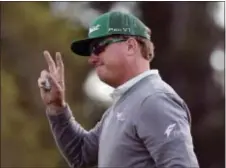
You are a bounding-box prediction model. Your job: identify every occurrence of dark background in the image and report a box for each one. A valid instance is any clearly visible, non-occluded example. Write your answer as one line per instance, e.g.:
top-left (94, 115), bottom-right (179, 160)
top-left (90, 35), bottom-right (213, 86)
top-left (1, 2), bottom-right (225, 168)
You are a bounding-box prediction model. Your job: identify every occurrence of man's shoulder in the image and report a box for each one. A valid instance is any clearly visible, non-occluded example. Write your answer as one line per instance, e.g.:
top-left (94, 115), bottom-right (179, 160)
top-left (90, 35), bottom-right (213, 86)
top-left (135, 75), bottom-right (182, 101)
top-left (138, 77), bottom-right (192, 124)
top-left (118, 73), bottom-right (188, 112)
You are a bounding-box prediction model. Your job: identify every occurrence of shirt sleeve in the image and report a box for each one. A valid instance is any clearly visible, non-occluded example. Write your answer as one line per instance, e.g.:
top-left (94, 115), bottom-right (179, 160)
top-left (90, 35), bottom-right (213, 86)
top-left (46, 104), bottom-right (106, 168)
top-left (136, 92), bottom-right (199, 168)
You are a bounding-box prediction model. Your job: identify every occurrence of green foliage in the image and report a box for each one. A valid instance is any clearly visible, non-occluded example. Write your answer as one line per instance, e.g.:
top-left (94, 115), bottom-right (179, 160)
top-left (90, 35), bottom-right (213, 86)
top-left (1, 70), bottom-right (60, 167)
top-left (1, 2), bottom-right (95, 167)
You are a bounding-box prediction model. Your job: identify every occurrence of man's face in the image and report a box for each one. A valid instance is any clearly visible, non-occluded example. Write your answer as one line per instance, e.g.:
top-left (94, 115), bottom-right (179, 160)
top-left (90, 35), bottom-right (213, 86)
top-left (88, 36), bottom-right (129, 87)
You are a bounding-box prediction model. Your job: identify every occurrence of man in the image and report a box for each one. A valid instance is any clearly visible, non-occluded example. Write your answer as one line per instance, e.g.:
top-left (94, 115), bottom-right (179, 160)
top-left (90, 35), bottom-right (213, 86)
top-left (38, 11), bottom-right (199, 168)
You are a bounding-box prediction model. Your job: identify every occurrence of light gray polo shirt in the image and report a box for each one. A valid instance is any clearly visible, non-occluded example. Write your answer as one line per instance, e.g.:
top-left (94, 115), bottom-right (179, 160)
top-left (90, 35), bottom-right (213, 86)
top-left (47, 70), bottom-right (199, 168)
top-left (110, 70), bottom-right (159, 102)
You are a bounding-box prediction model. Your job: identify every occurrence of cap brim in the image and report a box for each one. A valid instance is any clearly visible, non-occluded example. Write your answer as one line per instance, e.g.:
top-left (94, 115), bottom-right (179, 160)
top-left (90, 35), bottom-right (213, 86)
top-left (71, 38), bottom-right (94, 56)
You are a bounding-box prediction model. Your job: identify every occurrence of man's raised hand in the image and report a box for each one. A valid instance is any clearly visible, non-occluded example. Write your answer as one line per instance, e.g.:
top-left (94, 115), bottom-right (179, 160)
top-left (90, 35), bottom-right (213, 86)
top-left (38, 51), bottom-right (66, 108)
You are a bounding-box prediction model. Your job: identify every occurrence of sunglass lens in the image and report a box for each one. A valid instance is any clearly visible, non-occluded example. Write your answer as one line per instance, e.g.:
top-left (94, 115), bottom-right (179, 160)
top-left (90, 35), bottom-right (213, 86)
top-left (92, 43), bottom-right (105, 55)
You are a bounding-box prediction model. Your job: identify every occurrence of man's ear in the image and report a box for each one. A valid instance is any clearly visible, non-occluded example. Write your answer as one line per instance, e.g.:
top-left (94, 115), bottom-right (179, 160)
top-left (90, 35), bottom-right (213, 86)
top-left (126, 38), bottom-right (139, 56)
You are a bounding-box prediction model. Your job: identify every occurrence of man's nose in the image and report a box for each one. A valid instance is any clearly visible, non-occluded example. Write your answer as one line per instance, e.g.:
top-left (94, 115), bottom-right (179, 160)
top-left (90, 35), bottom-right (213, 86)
top-left (88, 53), bottom-right (99, 65)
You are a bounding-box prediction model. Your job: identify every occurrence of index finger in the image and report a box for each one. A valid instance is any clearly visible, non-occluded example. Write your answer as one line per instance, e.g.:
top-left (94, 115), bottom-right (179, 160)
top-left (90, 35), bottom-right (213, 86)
top-left (43, 50), bottom-right (56, 73)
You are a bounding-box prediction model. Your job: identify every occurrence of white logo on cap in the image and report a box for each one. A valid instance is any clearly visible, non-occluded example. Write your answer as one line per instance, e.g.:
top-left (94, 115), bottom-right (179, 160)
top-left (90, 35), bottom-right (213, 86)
top-left (108, 28), bottom-right (130, 32)
top-left (89, 24), bottom-right (101, 34)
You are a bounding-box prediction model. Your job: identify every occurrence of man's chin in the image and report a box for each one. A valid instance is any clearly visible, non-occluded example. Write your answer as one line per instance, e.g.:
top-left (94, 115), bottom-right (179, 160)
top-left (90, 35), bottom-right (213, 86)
top-left (96, 68), bottom-right (112, 84)
top-left (97, 73), bottom-right (106, 82)
top-left (97, 73), bottom-right (110, 84)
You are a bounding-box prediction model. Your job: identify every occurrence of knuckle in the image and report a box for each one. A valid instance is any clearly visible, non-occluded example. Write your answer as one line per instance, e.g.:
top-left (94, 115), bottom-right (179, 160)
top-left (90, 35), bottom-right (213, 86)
top-left (41, 70), bottom-right (47, 77)
top-left (38, 78), bottom-right (43, 85)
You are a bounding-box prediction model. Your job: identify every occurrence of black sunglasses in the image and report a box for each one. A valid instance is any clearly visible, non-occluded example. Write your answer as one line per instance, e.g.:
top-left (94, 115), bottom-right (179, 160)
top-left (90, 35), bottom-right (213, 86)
top-left (90, 38), bottom-right (127, 55)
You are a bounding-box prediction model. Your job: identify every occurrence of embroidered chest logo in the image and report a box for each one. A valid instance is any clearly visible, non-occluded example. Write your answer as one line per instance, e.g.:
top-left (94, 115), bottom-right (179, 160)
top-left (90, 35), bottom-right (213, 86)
top-left (116, 112), bottom-right (125, 121)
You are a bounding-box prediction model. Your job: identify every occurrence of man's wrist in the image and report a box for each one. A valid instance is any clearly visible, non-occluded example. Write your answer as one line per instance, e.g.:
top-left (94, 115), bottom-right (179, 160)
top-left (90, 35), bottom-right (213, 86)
top-left (46, 101), bottom-right (67, 115)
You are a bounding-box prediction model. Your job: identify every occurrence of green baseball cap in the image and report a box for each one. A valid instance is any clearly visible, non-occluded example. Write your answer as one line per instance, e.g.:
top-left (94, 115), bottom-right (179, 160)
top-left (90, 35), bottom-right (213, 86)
top-left (71, 11), bottom-right (150, 56)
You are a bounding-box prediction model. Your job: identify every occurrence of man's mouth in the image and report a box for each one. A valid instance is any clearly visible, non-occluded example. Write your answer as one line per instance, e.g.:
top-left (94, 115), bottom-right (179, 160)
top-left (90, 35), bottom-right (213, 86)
top-left (95, 64), bottom-right (104, 68)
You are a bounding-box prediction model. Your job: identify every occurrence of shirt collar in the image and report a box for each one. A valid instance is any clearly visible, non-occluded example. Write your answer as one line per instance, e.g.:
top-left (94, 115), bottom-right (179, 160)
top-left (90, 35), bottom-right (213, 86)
top-left (110, 69), bottom-right (159, 101)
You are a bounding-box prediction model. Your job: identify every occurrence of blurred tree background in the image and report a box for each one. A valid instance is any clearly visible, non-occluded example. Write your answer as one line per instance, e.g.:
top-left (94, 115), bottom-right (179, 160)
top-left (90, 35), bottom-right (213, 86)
top-left (1, 2), bottom-right (225, 168)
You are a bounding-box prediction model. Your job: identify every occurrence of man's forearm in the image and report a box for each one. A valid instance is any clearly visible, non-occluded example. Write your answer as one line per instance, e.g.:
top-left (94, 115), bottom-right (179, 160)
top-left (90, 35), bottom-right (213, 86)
top-left (46, 105), bottom-right (88, 168)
